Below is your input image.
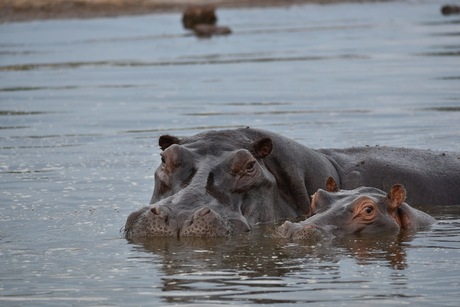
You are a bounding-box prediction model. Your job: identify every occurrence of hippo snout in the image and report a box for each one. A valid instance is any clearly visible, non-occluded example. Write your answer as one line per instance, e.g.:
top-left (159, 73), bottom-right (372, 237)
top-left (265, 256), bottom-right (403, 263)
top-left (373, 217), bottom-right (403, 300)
top-left (150, 205), bottom-right (169, 219)
top-left (124, 205), bottom-right (177, 238)
top-left (275, 221), bottom-right (333, 243)
top-left (290, 224), bottom-right (332, 242)
top-left (124, 204), bottom-right (235, 238)
top-left (180, 207), bottom-right (231, 237)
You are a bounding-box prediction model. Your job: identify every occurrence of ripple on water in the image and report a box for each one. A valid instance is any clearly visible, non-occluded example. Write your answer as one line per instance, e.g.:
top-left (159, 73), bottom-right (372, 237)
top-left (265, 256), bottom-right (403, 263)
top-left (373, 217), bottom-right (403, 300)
top-left (1, 1), bottom-right (460, 306)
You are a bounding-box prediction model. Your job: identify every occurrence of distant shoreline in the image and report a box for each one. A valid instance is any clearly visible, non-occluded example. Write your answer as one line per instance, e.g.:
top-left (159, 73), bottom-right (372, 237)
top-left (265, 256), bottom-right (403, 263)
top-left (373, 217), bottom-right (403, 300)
top-left (0, 0), bottom-right (385, 23)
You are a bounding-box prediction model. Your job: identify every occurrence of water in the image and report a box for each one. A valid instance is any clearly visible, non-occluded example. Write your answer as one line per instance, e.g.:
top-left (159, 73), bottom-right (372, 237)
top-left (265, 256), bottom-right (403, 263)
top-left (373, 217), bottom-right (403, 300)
top-left (1, 0), bottom-right (460, 305)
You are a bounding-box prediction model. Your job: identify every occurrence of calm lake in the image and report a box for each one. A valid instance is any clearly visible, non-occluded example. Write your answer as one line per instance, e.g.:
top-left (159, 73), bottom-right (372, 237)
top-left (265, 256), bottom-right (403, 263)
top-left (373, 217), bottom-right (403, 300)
top-left (1, 0), bottom-right (460, 305)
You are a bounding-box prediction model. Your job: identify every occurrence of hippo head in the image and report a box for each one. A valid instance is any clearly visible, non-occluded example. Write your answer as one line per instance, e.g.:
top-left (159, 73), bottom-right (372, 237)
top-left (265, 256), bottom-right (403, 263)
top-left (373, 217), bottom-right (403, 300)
top-left (276, 177), bottom-right (436, 241)
top-left (124, 129), bottom-right (302, 238)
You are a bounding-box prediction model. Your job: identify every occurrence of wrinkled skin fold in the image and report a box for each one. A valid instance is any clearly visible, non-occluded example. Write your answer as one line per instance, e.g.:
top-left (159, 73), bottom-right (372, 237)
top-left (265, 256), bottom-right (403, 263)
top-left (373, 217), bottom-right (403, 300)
top-left (124, 128), bottom-right (458, 238)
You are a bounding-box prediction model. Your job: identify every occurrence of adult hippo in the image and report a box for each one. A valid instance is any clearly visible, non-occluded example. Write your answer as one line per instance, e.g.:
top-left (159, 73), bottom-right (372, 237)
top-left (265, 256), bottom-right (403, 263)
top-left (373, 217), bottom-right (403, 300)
top-left (276, 177), bottom-right (437, 241)
top-left (124, 128), bottom-right (459, 238)
top-left (125, 128), bottom-right (339, 238)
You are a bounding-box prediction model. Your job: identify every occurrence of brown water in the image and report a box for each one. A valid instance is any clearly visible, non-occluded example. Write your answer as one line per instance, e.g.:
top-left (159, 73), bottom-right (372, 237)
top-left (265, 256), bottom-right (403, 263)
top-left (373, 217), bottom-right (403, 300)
top-left (1, 0), bottom-right (460, 305)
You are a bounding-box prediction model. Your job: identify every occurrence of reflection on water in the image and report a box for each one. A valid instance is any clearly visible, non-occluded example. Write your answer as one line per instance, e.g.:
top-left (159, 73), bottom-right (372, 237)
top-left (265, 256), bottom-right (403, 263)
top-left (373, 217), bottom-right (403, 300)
top-left (1, 0), bottom-right (460, 306)
top-left (131, 227), bottom-right (409, 275)
top-left (127, 221), bottom-right (460, 305)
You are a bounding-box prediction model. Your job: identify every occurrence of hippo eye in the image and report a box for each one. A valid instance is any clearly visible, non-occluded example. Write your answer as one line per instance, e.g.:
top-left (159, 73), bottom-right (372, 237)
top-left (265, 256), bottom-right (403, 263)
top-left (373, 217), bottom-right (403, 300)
top-left (160, 155), bottom-right (165, 164)
top-left (363, 206), bottom-right (374, 215)
top-left (246, 161), bottom-right (256, 172)
top-left (353, 201), bottom-right (376, 222)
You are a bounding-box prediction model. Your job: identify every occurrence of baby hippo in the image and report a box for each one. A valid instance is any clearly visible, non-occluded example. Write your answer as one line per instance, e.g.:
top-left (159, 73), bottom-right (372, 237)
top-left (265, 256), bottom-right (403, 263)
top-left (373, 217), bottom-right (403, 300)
top-left (276, 177), bottom-right (436, 241)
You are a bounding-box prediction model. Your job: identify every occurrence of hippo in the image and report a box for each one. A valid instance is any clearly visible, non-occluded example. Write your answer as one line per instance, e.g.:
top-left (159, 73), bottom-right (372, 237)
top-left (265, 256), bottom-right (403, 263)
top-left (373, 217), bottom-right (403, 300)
top-left (124, 128), bottom-right (459, 238)
top-left (441, 5), bottom-right (460, 16)
top-left (276, 177), bottom-right (437, 242)
top-left (182, 5), bottom-right (217, 29)
top-left (182, 6), bottom-right (232, 38)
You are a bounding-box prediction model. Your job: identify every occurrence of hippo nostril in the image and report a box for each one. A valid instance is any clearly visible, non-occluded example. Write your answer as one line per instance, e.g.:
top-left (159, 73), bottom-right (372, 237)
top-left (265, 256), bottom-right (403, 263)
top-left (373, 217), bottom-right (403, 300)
top-left (151, 206), bottom-right (169, 223)
top-left (197, 207), bottom-right (212, 217)
top-left (150, 207), bottom-right (160, 215)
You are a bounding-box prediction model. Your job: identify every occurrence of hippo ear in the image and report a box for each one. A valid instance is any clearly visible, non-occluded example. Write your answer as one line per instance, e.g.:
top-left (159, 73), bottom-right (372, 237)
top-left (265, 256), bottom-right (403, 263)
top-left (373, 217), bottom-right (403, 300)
top-left (252, 137), bottom-right (273, 159)
top-left (388, 184), bottom-right (406, 209)
top-left (326, 177), bottom-right (339, 192)
top-left (159, 135), bottom-right (180, 151)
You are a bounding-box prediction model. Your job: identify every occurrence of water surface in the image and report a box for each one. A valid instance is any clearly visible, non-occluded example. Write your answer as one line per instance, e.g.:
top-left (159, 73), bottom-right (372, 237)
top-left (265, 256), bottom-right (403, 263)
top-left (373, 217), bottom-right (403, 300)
top-left (1, 0), bottom-right (460, 305)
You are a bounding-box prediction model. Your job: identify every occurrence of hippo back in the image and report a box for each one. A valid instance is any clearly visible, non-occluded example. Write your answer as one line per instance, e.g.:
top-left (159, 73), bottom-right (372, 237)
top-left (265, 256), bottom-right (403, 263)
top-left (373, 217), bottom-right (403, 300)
top-left (320, 146), bottom-right (460, 206)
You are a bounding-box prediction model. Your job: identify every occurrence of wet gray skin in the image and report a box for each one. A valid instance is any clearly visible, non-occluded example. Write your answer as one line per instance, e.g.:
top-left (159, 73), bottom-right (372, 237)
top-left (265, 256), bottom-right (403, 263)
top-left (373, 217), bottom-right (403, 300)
top-left (276, 178), bottom-right (437, 241)
top-left (124, 128), bottom-right (340, 238)
top-left (124, 128), bottom-right (458, 238)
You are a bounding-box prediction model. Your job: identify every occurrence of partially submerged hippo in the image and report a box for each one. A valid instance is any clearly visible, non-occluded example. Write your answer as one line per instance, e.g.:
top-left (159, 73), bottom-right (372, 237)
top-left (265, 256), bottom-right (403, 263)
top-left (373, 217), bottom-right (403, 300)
top-left (276, 177), bottom-right (436, 241)
top-left (182, 5), bottom-right (217, 30)
top-left (125, 128), bottom-right (340, 238)
top-left (441, 5), bottom-right (460, 16)
top-left (182, 5), bottom-right (232, 38)
top-left (124, 128), bottom-right (459, 238)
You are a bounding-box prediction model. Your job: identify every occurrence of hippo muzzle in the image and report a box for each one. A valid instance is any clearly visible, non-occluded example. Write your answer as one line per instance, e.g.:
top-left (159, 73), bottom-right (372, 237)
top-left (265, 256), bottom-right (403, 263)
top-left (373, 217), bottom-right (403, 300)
top-left (124, 192), bottom-right (252, 238)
